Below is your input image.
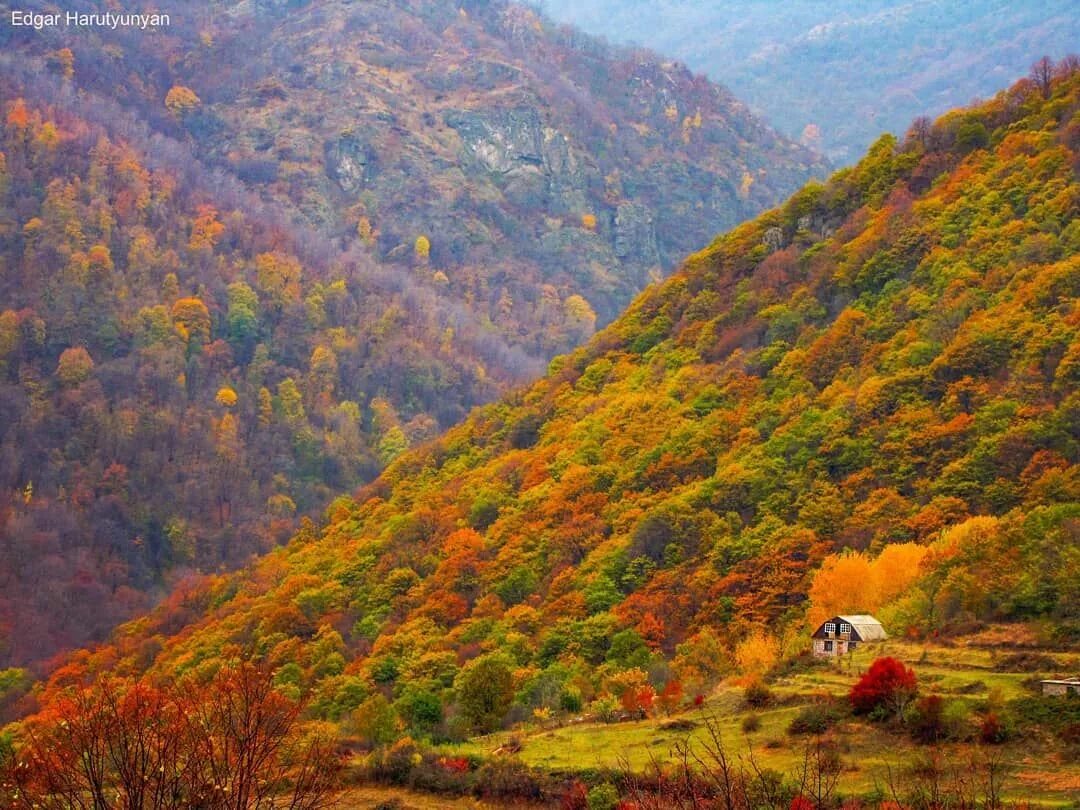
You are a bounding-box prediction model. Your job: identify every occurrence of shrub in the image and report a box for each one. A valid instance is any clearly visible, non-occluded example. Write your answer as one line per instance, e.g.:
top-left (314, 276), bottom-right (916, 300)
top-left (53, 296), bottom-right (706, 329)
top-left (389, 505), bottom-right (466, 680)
top-left (562, 779), bottom-right (589, 810)
top-left (660, 718), bottom-right (697, 732)
top-left (992, 652), bottom-right (1057, 672)
top-left (909, 694), bottom-right (945, 743)
top-left (1009, 695), bottom-right (1080, 732)
top-left (850, 657), bottom-right (918, 719)
top-left (368, 736), bottom-right (422, 785)
top-left (587, 783), bottom-right (620, 810)
top-left (745, 679), bottom-right (772, 708)
top-left (981, 712), bottom-right (1010, 744)
top-left (405, 753), bottom-right (474, 796)
top-left (1060, 722), bottom-right (1080, 746)
top-left (742, 714), bottom-right (761, 733)
top-left (561, 688), bottom-right (583, 713)
top-left (788, 701), bottom-right (845, 735)
top-left (593, 696), bottom-right (619, 723)
top-left (474, 758), bottom-right (543, 800)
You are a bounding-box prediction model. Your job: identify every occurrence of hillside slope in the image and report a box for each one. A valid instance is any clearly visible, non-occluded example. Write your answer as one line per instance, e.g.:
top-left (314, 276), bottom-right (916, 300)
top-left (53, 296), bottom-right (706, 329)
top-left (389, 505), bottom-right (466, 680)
top-left (14, 63), bottom-right (1080, 752)
top-left (542, 0), bottom-right (1080, 163)
top-left (0, 83), bottom-right (522, 667)
top-left (0, 0), bottom-right (826, 668)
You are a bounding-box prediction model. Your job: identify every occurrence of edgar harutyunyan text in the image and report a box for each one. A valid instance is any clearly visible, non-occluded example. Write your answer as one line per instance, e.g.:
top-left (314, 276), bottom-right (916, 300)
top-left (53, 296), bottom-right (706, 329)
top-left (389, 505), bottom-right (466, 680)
top-left (11, 10), bottom-right (171, 31)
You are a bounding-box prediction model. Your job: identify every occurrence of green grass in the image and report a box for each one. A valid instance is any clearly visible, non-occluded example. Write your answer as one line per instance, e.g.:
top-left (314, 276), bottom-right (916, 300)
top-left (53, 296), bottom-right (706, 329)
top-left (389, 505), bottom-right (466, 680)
top-left (337, 785), bottom-right (544, 808)
top-left (436, 639), bottom-right (1080, 805)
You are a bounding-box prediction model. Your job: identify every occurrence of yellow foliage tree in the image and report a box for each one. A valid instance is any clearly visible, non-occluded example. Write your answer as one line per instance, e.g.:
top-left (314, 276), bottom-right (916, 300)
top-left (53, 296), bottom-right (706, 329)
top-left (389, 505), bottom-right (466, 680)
top-left (165, 85), bottom-right (201, 116)
top-left (52, 48), bottom-right (75, 79)
top-left (580, 213), bottom-right (597, 231)
top-left (56, 346), bottom-right (94, 387)
top-left (806, 543), bottom-right (930, 628)
top-left (564, 294), bottom-right (597, 338)
top-left (738, 171), bottom-right (754, 199)
top-left (215, 386), bottom-right (238, 408)
top-left (874, 543), bottom-right (930, 604)
top-left (258, 387), bottom-right (274, 427)
top-left (215, 412), bottom-right (240, 462)
top-left (414, 235), bottom-right (430, 263)
top-left (806, 551), bottom-right (876, 628)
top-left (0, 310), bottom-right (18, 370)
top-left (171, 297), bottom-right (211, 344)
top-left (35, 121), bottom-right (60, 152)
top-left (188, 205), bottom-right (225, 252)
top-left (733, 628), bottom-right (780, 676)
top-left (309, 345), bottom-right (338, 394)
top-left (255, 252), bottom-right (302, 309)
top-left (673, 627), bottom-right (731, 694)
top-left (356, 216), bottom-right (376, 246)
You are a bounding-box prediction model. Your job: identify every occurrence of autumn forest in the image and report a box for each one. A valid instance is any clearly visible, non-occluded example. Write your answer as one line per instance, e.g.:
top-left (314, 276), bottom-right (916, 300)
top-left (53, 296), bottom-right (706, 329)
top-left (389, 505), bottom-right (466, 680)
top-left (0, 1), bottom-right (1077, 808)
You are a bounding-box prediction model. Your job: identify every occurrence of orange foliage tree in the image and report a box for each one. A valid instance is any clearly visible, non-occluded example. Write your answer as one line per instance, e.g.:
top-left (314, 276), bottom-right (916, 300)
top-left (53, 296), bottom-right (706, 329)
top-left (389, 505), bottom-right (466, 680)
top-left (1, 663), bottom-right (338, 809)
top-left (806, 543), bottom-right (929, 628)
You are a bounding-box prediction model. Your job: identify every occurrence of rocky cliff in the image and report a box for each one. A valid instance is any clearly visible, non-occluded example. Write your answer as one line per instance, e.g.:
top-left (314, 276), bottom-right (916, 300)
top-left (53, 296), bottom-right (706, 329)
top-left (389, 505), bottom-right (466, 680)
top-left (5, 0), bottom-right (827, 349)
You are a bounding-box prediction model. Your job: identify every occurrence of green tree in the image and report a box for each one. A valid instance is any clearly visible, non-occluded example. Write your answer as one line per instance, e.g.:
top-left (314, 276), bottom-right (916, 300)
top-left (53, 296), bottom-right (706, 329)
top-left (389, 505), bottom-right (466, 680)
top-left (277, 378), bottom-right (306, 424)
top-left (351, 694), bottom-right (399, 748)
top-left (395, 686), bottom-right (443, 735)
top-left (455, 654), bottom-right (514, 733)
top-left (226, 281), bottom-right (259, 349)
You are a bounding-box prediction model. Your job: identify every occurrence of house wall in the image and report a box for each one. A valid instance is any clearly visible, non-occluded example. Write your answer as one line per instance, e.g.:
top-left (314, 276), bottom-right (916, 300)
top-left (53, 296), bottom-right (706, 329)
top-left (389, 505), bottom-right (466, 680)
top-left (1042, 682), bottom-right (1080, 696)
top-left (812, 639), bottom-right (854, 657)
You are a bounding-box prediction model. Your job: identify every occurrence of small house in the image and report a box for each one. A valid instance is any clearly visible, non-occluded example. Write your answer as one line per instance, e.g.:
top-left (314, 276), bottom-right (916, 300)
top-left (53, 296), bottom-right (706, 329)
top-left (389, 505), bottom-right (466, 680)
top-left (1041, 678), bottom-right (1080, 697)
top-left (811, 614), bottom-right (886, 657)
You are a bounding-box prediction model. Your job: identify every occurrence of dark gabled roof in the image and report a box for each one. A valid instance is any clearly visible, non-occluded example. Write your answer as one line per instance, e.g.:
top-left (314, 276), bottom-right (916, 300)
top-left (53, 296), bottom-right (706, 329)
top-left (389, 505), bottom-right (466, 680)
top-left (811, 615), bottom-right (887, 642)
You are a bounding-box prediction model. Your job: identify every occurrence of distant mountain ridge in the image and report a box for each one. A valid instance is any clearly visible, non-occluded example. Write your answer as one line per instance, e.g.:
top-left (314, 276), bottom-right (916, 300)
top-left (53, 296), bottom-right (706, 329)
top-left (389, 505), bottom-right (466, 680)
top-left (541, 0), bottom-right (1080, 163)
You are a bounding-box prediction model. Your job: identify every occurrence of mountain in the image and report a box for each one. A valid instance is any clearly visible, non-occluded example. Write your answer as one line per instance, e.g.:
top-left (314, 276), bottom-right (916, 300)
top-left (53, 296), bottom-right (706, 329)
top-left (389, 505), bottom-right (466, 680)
top-left (4, 0), bottom-right (825, 328)
top-left (541, 0), bottom-right (1080, 164)
top-left (0, 1), bottom-right (825, 668)
top-left (15, 60), bottom-right (1078, 758)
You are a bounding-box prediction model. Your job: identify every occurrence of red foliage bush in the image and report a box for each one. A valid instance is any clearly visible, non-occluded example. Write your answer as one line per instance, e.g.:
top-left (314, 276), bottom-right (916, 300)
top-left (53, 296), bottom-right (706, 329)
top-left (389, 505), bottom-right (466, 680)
top-left (438, 756), bottom-right (471, 773)
top-left (561, 779), bottom-right (589, 810)
top-left (980, 712), bottom-right (1008, 744)
top-left (849, 657), bottom-right (918, 716)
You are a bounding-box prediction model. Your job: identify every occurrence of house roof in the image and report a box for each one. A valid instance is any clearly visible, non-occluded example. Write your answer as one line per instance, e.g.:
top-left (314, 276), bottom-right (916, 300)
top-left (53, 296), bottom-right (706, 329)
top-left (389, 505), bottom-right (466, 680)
top-left (813, 614), bottom-right (888, 642)
top-left (837, 615), bottom-right (888, 640)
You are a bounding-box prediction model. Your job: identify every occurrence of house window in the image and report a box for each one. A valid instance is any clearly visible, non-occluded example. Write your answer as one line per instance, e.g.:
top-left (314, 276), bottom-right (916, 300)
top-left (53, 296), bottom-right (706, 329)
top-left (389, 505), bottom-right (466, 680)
top-left (823, 640), bottom-right (833, 652)
top-left (824, 622), bottom-right (836, 635)
top-left (839, 623), bottom-right (851, 635)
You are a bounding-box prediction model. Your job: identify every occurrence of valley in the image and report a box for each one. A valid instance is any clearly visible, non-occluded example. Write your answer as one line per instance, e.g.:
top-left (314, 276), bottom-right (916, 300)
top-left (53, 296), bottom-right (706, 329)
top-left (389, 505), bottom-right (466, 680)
top-left (0, 4), bottom-right (1076, 808)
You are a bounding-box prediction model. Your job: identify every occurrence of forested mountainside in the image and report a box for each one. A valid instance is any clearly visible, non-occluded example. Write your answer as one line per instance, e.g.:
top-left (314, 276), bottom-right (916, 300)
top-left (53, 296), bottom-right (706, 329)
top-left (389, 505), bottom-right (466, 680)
top-left (0, 85), bottom-right (515, 668)
top-left (13, 64), bottom-right (1077, 748)
top-left (541, 0), bottom-right (1080, 164)
top-left (4, 0), bottom-right (825, 331)
top-left (0, 1), bottom-right (825, 669)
